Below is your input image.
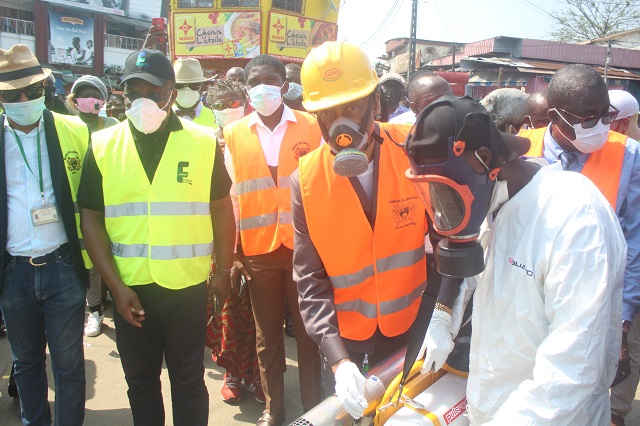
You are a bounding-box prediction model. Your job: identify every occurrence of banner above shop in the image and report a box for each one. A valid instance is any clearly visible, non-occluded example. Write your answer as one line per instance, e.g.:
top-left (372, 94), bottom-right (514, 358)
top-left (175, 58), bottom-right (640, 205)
top-left (49, 11), bottom-right (95, 67)
top-left (172, 11), bottom-right (261, 59)
top-left (266, 11), bottom-right (338, 63)
top-left (41, 0), bottom-right (125, 16)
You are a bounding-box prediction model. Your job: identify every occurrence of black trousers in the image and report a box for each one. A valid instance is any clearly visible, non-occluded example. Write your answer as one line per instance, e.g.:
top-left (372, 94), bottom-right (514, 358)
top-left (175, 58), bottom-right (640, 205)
top-left (113, 282), bottom-right (208, 426)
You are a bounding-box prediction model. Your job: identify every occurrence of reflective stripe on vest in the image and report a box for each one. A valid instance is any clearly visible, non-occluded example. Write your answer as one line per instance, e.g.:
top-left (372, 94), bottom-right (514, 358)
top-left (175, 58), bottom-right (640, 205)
top-left (299, 122), bottom-right (427, 340)
top-left (335, 282), bottom-right (426, 318)
top-left (111, 241), bottom-right (214, 259)
top-left (92, 119), bottom-right (215, 289)
top-left (105, 201), bottom-right (210, 217)
top-left (225, 110), bottom-right (321, 256)
top-left (520, 127), bottom-right (625, 210)
top-left (53, 112), bottom-right (92, 269)
top-left (330, 246), bottom-right (425, 289)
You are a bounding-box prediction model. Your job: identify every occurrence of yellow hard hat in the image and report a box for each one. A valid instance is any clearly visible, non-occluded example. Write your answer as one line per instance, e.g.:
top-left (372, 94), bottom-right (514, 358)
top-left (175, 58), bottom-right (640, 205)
top-left (301, 41), bottom-right (379, 112)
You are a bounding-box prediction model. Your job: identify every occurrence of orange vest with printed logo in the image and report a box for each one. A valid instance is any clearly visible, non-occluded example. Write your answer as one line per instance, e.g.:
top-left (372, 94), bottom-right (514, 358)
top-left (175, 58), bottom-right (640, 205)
top-left (519, 127), bottom-right (626, 210)
top-left (224, 110), bottom-right (321, 256)
top-left (298, 123), bottom-right (427, 341)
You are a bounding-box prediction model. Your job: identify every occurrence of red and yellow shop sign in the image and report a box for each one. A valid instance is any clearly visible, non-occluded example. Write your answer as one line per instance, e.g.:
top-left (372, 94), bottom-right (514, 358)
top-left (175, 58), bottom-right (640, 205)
top-left (173, 11), bottom-right (261, 59)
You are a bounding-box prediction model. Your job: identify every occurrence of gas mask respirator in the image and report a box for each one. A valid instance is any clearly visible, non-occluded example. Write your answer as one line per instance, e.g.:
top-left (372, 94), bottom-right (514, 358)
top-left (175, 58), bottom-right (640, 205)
top-left (405, 96), bottom-right (518, 278)
top-left (323, 94), bottom-right (374, 177)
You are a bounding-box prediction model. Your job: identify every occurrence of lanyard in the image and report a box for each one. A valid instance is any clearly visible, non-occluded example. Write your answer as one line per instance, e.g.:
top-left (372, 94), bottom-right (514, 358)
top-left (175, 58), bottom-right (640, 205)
top-left (12, 128), bottom-right (45, 206)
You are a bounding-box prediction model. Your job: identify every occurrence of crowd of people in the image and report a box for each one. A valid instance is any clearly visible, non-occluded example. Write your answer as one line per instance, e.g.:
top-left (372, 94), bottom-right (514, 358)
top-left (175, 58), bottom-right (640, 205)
top-left (0, 20), bottom-right (638, 426)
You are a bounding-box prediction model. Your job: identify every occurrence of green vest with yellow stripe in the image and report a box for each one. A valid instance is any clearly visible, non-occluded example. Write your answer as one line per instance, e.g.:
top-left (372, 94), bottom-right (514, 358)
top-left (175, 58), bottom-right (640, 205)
top-left (52, 112), bottom-right (93, 269)
top-left (91, 119), bottom-right (215, 289)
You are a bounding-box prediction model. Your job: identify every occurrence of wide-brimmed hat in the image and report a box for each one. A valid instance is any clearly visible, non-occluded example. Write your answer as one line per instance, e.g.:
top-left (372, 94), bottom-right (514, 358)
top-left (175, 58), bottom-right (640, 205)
top-left (173, 58), bottom-right (214, 84)
top-left (0, 44), bottom-right (51, 91)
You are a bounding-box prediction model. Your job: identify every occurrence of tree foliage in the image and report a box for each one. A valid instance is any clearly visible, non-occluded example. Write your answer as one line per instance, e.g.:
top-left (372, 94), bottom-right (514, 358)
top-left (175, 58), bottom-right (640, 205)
top-left (550, 0), bottom-right (640, 43)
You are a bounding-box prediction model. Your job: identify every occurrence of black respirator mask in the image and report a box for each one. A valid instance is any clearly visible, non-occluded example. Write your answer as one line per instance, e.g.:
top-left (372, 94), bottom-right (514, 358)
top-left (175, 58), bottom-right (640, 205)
top-left (321, 94), bottom-right (375, 177)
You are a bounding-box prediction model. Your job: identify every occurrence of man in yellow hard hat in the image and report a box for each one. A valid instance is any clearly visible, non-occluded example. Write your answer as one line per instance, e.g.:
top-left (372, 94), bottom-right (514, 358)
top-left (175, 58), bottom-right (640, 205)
top-left (292, 41), bottom-right (429, 420)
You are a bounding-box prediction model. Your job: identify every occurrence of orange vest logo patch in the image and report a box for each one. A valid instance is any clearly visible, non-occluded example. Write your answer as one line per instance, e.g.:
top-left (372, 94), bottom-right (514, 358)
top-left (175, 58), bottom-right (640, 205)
top-left (292, 141), bottom-right (311, 161)
top-left (390, 196), bottom-right (418, 229)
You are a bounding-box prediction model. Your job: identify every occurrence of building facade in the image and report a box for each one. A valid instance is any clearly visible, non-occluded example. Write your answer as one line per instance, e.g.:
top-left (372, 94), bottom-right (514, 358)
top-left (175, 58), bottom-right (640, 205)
top-left (0, 0), bottom-right (161, 92)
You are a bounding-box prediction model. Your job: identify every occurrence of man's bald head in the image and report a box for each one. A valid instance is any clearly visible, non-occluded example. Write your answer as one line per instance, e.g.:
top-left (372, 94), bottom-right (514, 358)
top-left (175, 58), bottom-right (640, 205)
top-left (406, 71), bottom-right (453, 115)
top-left (226, 67), bottom-right (246, 84)
top-left (547, 64), bottom-right (611, 151)
top-left (547, 64), bottom-right (608, 112)
top-left (525, 89), bottom-right (550, 129)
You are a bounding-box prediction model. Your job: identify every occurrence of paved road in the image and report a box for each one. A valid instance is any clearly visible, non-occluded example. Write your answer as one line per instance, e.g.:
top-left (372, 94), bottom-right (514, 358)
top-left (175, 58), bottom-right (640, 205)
top-left (0, 301), bottom-right (306, 425)
top-left (1, 302), bottom-right (640, 425)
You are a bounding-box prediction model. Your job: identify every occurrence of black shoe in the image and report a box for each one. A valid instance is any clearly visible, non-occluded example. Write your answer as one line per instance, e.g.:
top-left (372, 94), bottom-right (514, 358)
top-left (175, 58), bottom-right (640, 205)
top-left (8, 365), bottom-right (18, 399)
top-left (284, 314), bottom-right (295, 338)
top-left (256, 410), bottom-right (284, 426)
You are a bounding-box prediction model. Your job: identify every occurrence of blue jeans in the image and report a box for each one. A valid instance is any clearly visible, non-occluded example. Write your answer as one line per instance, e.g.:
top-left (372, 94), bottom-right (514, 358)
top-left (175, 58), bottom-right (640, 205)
top-left (0, 251), bottom-right (86, 426)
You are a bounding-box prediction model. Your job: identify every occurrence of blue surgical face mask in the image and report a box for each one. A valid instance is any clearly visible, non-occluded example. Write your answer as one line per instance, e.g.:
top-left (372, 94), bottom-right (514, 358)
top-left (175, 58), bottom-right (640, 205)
top-left (248, 84), bottom-right (283, 117)
top-left (284, 82), bottom-right (303, 100)
top-left (3, 96), bottom-right (46, 126)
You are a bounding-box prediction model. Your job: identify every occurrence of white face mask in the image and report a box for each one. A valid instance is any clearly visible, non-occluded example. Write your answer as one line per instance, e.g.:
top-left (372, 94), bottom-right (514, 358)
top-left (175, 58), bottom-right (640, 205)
top-left (175, 88), bottom-right (201, 110)
top-left (126, 97), bottom-right (169, 134)
top-left (555, 109), bottom-right (610, 154)
top-left (284, 82), bottom-right (303, 100)
top-left (248, 84), bottom-right (283, 117)
top-left (3, 96), bottom-right (46, 126)
top-left (213, 106), bottom-right (245, 127)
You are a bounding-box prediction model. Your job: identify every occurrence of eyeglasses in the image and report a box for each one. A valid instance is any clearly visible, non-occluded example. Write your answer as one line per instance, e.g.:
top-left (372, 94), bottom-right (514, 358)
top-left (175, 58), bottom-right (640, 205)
top-left (175, 83), bottom-right (203, 91)
top-left (123, 87), bottom-right (174, 104)
top-left (0, 84), bottom-right (45, 103)
top-left (555, 106), bottom-right (619, 129)
top-left (210, 99), bottom-right (244, 111)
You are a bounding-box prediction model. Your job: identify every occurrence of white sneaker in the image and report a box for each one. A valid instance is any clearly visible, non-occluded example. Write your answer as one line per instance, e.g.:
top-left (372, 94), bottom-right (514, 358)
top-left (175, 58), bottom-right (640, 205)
top-left (84, 311), bottom-right (103, 337)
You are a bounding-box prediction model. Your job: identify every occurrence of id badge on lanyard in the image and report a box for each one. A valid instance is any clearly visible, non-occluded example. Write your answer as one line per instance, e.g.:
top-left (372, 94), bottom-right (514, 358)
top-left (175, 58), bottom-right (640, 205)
top-left (13, 128), bottom-right (61, 226)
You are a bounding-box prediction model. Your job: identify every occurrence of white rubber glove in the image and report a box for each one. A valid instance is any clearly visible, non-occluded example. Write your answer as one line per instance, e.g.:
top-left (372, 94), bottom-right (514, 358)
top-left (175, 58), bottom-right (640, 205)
top-left (418, 309), bottom-right (455, 374)
top-left (334, 361), bottom-right (367, 419)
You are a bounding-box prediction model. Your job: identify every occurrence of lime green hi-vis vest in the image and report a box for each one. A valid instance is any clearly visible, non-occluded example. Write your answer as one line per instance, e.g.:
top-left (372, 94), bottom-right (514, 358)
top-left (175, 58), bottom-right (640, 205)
top-left (173, 104), bottom-right (217, 128)
top-left (52, 112), bottom-right (93, 269)
top-left (194, 105), bottom-right (216, 128)
top-left (91, 120), bottom-right (215, 289)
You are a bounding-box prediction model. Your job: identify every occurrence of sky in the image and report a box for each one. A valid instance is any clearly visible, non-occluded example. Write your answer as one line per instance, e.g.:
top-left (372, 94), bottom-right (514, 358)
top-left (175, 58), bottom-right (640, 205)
top-left (336, 0), bottom-right (561, 60)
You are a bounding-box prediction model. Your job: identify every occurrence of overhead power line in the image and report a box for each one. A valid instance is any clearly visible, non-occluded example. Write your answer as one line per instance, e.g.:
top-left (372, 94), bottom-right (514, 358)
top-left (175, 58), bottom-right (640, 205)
top-left (359, 0), bottom-right (405, 48)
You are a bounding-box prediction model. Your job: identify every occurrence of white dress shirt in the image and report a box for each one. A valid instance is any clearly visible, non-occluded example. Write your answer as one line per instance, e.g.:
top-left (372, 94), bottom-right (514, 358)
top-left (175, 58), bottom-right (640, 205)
top-left (4, 117), bottom-right (68, 256)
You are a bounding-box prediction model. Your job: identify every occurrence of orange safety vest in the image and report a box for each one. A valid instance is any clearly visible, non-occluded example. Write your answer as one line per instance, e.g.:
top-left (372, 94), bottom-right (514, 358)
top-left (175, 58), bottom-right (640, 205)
top-left (298, 123), bottom-right (428, 341)
top-left (224, 110), bottom-right (321, 256)
top-left (519, 127), bottom-right (626, 211)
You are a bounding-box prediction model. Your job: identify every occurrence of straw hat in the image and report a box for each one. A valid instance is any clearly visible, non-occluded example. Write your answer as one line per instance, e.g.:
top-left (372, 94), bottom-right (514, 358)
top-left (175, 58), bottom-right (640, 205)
top-left (0, 44), bottom-right (51, 91)
top-left (173, 58), bottom-right (213, 84)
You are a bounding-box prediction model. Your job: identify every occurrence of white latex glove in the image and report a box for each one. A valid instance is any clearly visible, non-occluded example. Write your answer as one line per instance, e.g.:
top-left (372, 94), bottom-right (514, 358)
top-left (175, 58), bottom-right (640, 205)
top-left (334, 361), bottom-right (367, 419)
top-left (418, 309), bottom-right (455, 374)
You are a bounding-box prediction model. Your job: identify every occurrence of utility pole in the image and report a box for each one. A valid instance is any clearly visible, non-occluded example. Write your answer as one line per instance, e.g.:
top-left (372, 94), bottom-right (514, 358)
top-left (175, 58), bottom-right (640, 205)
top-left (408, 0), bottom-right (418, 82)
top-left (604, 40), bottom-right (612, 84)
top-left (451, 43), bottom-right (456, 71)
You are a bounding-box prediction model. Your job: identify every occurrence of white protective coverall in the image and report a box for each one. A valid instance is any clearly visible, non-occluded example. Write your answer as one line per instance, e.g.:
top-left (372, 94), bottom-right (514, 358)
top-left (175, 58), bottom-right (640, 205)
top-left (467, 165), bottom-right (626, 425)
